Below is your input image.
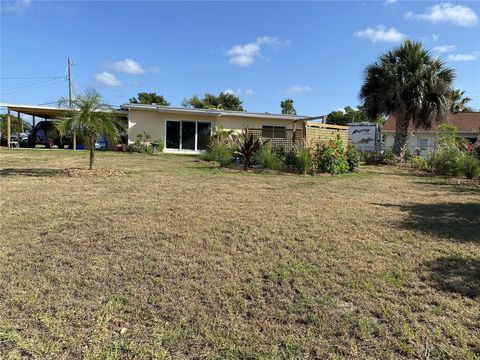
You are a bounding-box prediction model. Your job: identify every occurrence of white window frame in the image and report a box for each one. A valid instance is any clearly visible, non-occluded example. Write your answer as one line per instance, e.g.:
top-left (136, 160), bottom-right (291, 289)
top-left (164, 120), bottom-right (211, 152)
top-left (418, 138), bottom-right (429, 151)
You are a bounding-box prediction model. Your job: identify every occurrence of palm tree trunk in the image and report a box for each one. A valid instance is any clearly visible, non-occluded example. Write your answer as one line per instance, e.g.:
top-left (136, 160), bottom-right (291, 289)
top-left (393, 114), bottom-right (410, 158)
top-left (89, 136), bottom-right (95, 170)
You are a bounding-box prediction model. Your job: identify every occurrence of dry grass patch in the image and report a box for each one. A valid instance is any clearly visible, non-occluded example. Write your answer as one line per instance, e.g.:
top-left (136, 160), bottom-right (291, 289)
top-left (0, 148), bottom-right (479, 359)
top-left (60, 168), bottom-right (125, 177)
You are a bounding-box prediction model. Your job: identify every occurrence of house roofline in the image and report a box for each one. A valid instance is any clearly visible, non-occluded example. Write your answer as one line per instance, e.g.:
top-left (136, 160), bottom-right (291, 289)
top-left (120, 103), bottom-right (313, 121)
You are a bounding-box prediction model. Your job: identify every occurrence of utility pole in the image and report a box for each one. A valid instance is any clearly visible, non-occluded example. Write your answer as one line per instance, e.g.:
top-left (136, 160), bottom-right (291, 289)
top-left (68, 57), bottom-right (72, 106)
top-left (67, 57), bottom-right (76, 150)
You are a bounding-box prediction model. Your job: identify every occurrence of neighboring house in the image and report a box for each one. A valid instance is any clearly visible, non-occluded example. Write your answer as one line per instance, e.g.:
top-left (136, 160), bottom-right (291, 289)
top-left (121, 104), bottom-right (311, 153)
top-left (383, 112), bottom-right (480, 157)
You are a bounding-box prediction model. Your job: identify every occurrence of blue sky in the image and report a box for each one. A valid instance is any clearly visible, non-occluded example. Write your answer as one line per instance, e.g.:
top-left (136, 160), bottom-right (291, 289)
top-left (1, 0), bottom-right (479, 117)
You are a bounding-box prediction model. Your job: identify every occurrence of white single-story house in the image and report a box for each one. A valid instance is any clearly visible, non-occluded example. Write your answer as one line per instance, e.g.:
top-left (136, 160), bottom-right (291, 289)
top-left (383, 112), bottom-right (480, 157)
top-left (1, 102), bottom-right (320, 153)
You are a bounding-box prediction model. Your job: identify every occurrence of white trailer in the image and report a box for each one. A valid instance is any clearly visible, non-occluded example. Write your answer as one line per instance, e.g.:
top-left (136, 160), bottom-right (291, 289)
top-left (348, 122), bottom-right (381, 151)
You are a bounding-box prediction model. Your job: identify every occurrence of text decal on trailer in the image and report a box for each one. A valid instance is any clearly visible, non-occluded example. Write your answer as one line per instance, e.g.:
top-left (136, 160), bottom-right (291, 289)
top-left (352, 129), bottom-right (371, 134)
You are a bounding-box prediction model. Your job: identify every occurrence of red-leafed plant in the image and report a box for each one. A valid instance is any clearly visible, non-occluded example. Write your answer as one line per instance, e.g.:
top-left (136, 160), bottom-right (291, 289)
top-left (231, 128), bottom-right (266, 170)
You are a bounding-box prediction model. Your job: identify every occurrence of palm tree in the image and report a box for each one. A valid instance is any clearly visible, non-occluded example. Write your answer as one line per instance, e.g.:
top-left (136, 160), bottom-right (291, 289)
top-left (56, 89), bottom-right (119, 170)
top-left (450, 89), bottom-right (472, 113)
top-left (360, 40), bottom-right (455, 157)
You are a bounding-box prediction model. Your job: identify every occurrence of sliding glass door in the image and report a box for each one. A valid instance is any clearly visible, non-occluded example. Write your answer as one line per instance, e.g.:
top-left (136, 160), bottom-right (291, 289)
top-left (197, 122), bottom-right (211, 151)
top-left (166, 121), bottom-right (180, 149)
top-left (165, 121), bottom-right (211, 151)
top-left (181, 121), bottom-right (196, 150)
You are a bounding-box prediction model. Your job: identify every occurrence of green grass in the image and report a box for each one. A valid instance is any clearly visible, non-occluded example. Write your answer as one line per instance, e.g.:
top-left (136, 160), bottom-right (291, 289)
top-left (0, 148), bottom-right (479, 359)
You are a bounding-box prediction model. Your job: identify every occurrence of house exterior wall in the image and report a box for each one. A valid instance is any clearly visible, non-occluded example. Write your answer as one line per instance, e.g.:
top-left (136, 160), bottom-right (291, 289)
top-left (385, 130), bottom-right (479, 157)
top-left (218, 115), bottom-right (296, 132)
top-left (385, 132), bottom-right (437, 157)
top-left (129, 109), bottom-right (219, 143)
top-left (128, 108), bottom-right (298, 151)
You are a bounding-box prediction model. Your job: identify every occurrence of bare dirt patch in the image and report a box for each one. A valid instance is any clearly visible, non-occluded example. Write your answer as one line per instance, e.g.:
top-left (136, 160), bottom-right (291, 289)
top-left (60, 167), bottom-right (125, 177)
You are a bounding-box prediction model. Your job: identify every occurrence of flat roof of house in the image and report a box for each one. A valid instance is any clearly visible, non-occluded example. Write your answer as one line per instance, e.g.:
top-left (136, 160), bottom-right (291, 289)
top-left (0, 103), bottom-right (128, 119)
top-left (121, 103), bottom-right (315, 121)
top-left (384, 112), bottom-right (480, 133)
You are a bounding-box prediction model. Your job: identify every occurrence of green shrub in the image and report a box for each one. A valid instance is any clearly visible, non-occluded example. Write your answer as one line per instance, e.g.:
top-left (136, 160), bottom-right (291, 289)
top-left (209, 126), bottom-right (234, 147)
top-left (346, 145), bottom-right (361, 172)
top-left (473, 143), bottom-right (480, 160)
top-left (410, 156), bottom-right (430, 171)
top-left (363, 148), bottom-right (398, 165)
top-left (200, 142), bottom-right (233, 166)
top-left (283, 150), bottom-right (298, 172)
top-left (403, 149), bottom-right (414, 162)
top-left (427, 124), bottom-right (480, 178)
top-left (429, 148), bottom-right (465, 177)
top-left (382, 148), bottom-right (398, 165)
top-left (315, 136), bottom-right (350, 174)
top-left (126, 132), bottom-right (155, 154)
top-left (460, 155), bottom-right (480, 179)
top-left (151, 139), bottom-right (164, 153)
top-left (295, 146), bottom-right (313, 175)
top-left (256, 146), bottom-right (282, 170)
top-left (364, 150), bottom-right (383, 165)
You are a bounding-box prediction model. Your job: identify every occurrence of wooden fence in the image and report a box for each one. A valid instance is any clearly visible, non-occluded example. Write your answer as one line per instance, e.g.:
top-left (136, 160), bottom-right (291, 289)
top-left (245, 122), bottom-right (349, 153)
top-left (305, 122), bottom-right (349, 147)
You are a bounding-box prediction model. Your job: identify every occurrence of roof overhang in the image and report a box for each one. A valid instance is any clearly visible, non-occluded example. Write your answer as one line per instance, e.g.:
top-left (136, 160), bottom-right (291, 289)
top-left (0, 103), bottom-right (128, 119)
top-left (121, 103), bottom-right (312, 121)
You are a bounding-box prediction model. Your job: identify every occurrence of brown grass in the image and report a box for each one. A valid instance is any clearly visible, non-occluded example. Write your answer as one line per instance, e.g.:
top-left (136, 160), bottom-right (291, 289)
top-left (0, 148), bottom-right (479, 359)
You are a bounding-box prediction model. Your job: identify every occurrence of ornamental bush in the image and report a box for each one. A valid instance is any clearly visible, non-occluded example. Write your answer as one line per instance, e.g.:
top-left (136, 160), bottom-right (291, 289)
top-left (315, 136), bottom-right (350, 174)
top-left (255, 146), bottom-right (283, 170)
top-left (346, 144), bottom-right (361, 172)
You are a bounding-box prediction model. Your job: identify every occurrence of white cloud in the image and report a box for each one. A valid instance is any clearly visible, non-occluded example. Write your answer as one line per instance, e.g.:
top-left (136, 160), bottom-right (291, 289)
top-left (432, 44), bottom-right (456, 53)
top-left (149, 66), bottom-right (160, 74)
top-left (2, 0), bottom-right (32, 13)
top-left (354, 25), bottom-right (406, 43)
top-left (447, 51), bottom-right (480, 62)
top-left (287, 85), bottom-right (312, 94)
top-left (109, 59), bottom-right (145, 74)
top-left (407, 3), bottom-right (478, 27)
top-left (95, 72), bottom-right (123, 87)
top-left (222, 88), bottom-right (254, 96)
top-left (384, 0), bottom-right (398, 5)
top-left (226, 36), bottom-right (289, 67)
top-left (432, 34), bottom-right (439, 42)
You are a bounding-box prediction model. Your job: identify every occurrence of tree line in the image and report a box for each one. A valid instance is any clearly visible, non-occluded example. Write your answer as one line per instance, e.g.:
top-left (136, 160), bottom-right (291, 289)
top-left (128, 91), bottom-right (298, 115)
top-left (128, 86), bottom-right (473, 129)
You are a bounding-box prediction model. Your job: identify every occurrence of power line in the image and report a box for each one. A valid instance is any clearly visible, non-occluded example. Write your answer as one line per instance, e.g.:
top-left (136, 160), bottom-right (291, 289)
top-left (1, 76), bottom-right (65, 80)
top-left (2, 66), bottom-right (65, 79)
top-left (0, 79), bottom-right (64, 96)
top-left (1, 78), bottom-right (65, 93)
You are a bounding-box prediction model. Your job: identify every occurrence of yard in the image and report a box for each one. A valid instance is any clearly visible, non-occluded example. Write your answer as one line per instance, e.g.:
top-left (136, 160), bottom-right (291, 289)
top-left (0, 149), bottom-right (479, 359)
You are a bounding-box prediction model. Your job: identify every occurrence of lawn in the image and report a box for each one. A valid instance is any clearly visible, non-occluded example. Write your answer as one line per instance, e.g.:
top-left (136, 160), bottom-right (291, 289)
top-left (0, 148), bottom-right (479, 359)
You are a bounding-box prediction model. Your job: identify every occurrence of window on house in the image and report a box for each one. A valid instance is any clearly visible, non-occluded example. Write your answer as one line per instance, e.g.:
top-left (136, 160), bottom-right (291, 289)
top-left (262, 125), bottom-right (286, 138)
top-left (418, 138), bottom-right (429, 151)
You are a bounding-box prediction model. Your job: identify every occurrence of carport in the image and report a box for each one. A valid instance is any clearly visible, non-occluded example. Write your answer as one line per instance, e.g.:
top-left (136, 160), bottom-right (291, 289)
top-left (0, 103), bottom-right (128, 149)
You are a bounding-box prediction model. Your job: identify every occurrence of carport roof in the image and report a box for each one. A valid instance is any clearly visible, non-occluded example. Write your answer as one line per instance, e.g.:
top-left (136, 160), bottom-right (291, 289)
top-left (0, 103), bottom-right (128, 119)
